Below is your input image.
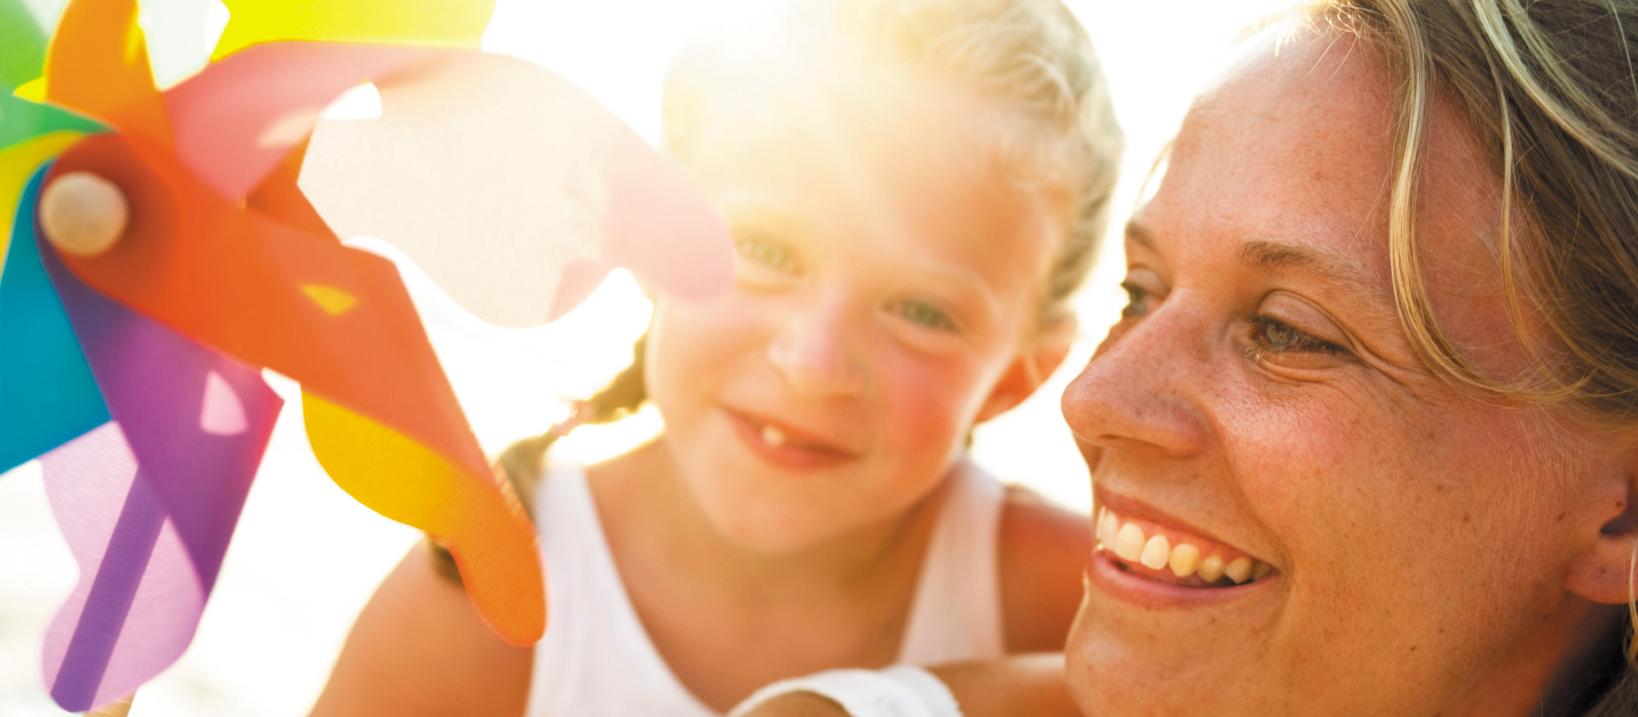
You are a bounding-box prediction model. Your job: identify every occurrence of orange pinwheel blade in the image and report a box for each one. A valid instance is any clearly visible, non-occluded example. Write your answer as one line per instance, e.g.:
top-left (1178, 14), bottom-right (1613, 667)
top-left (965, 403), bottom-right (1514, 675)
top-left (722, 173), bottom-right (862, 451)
top-left (42, 0), bottom-right (170, 147)
top-left (47, 133), bottom-right (544, 641)
top-left (50, 133), bottom-right (485, 476)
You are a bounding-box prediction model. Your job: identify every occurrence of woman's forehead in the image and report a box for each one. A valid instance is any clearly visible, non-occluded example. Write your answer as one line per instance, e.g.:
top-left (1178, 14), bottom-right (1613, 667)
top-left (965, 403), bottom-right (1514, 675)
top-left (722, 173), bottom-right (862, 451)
top-left (1142, 27), bottom-right (1525, 371)
top-left (1146, 31), bottom-right (1402, 278)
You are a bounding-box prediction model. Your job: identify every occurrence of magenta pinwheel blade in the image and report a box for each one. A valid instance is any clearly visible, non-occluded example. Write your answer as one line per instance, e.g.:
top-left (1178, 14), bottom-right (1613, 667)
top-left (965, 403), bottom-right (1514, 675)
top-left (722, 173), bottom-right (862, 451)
top-left (40, 424), bottom-right (205, 711)
top-left (38, 169), bottom-right (283, 590)
top-left (33, 180), bottom-right (281, 710)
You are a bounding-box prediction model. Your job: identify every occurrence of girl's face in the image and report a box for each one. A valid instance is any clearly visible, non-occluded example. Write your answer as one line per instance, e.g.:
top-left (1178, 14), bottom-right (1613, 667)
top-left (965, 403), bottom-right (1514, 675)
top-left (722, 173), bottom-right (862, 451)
top-left (645, 60), bottom-right (1067, 552)
top-left (1062, 30), bottom-right (1631, 714)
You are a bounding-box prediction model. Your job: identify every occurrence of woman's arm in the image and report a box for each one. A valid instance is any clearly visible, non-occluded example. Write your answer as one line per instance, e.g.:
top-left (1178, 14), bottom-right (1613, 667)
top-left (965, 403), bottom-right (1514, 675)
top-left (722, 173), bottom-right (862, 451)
top-left (308, 543), bottom-right (533, 716)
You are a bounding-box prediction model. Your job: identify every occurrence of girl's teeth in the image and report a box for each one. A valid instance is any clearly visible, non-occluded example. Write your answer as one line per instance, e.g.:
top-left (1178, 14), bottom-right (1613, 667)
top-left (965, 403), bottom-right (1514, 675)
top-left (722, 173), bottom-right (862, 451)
top-left (1168, 542), bottom-right (1200, 578)
top-left (1224, 556), bottom-right (1253, 584)
top-left (1196, 554), bottom-right (1225, 583)
top-left (1252, 561), bottom-right (1274, 581)
top-left (761, 424), bottom-right (787, 447)
top-left (1140, 534), bottom-right (1171, 570)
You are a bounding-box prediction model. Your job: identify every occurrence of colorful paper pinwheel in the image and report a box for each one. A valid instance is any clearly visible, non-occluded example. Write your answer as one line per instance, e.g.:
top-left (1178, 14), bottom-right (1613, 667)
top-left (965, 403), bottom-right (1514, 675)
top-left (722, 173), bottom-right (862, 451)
top-left (0, 0), bottom-right (733, 710)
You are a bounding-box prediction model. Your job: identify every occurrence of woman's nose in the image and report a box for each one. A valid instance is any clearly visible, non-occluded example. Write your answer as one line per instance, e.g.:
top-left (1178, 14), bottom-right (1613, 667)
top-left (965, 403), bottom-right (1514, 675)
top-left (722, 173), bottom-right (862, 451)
top-left (766, 303), bottom-right (866, 398)
top-left (1061, 302), bottom-right (1212, 458)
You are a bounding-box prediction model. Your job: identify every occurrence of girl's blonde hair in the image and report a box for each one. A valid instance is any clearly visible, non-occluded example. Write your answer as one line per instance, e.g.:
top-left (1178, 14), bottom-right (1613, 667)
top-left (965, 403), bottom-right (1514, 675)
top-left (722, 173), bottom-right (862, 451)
top-left (1308, 0), bottom-right (1638, 712)
top-left (430, 0), bottom-right (1123, 581)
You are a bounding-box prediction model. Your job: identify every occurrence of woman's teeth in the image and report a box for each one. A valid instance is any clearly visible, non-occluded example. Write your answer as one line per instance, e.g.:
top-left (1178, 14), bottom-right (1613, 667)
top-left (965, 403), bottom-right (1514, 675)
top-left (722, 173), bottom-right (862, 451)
top-left (1096, 508), bottom-right (1275, 587)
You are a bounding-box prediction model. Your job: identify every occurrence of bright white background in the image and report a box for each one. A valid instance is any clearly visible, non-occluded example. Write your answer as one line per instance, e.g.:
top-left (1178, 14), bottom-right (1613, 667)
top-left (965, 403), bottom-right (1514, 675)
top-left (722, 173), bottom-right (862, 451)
top-left (0, 1), bottom-right (1294, 713)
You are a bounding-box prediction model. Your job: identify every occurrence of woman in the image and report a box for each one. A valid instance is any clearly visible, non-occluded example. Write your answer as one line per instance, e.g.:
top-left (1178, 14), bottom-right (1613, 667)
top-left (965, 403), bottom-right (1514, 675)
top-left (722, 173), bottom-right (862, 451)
top-left (737, 0), bottom-right (1638, 713)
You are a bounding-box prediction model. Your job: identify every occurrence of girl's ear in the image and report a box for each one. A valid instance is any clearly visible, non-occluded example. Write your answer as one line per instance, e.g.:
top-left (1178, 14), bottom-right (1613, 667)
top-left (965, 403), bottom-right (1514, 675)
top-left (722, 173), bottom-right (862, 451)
top-left (976, 315), bottom-right (1078, 424)
top-left (1566, 449), bottom-right (1638, 605)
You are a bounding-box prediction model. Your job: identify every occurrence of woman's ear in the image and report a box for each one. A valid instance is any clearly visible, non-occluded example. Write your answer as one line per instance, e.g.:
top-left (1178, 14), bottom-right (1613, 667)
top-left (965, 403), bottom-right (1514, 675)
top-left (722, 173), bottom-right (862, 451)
top-left (1566, 449), bottom-right (1638, 605)
top-left (976, 315), bottom-right (1078, 423)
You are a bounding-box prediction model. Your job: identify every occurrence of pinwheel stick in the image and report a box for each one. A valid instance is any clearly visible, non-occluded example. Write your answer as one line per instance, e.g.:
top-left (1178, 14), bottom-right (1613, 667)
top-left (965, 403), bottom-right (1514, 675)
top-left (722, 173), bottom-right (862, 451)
top-left (83, 693), bottom-right (134, 716)
top-left (39, 171), bottom-right (128, 257)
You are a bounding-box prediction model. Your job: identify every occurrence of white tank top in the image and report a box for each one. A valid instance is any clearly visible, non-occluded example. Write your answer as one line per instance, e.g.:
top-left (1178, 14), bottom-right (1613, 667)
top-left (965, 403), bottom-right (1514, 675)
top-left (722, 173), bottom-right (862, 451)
top-left (522, 461), bottom-right (1007, 716)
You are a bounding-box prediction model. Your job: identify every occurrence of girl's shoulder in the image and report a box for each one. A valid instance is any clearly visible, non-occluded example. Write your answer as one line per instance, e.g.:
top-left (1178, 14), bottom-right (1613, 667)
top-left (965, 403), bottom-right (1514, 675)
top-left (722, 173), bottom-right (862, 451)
top-left (997, 485), bottom-right (1091, 652)
top-left (310, 544), bottom-right (532, 716)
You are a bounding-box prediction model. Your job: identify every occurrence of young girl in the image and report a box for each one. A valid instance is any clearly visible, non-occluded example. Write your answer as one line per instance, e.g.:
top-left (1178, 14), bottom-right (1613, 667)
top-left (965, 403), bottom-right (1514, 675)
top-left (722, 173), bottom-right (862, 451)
top-left (311, 0), bottom-right (1122, 714)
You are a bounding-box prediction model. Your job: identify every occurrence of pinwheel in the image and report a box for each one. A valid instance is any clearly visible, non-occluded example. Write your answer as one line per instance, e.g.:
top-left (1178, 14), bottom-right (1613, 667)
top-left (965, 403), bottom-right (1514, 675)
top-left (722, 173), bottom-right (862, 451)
top-left (0, 0), bottom-right (733, 710)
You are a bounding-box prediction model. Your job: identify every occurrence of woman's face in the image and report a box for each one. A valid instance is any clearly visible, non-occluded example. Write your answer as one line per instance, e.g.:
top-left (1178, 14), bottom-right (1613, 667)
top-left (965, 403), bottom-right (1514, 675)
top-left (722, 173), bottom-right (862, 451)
top-left (1063, 30), bottom-right (1630, 714)
top-left (646, 56), bottom-right (1065, 553)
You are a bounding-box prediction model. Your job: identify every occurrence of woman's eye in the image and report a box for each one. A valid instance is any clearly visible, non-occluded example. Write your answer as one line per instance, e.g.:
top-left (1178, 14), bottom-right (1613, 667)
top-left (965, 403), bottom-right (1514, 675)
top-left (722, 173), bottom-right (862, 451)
top-left (1120, 281), bottom-right (1157, 319)
top-left (734, 235), bottom-right (799, 275)
top-left (890, 300), bottom-right (958, 332)
top-left (1249, 316), bottom-right (1346, 356)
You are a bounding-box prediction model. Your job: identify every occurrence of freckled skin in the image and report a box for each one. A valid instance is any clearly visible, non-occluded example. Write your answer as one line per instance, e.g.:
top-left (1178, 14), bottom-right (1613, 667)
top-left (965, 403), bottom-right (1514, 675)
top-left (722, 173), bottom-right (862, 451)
top-left (1061, 28), bottom-right (1633, 715)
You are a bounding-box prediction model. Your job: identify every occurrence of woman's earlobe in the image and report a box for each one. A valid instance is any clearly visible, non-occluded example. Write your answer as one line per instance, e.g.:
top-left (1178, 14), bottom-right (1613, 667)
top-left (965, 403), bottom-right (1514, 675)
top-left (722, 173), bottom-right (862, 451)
top-left (1567, 466), bottom-right (1638, 605)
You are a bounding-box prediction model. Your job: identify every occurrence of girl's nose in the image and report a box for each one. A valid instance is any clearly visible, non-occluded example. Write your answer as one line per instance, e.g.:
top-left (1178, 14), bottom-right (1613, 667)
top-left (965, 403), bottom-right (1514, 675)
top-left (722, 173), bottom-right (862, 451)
top-left (1061, 301), bottom-right (1212, 459)
top-left (766, 305), bottom-right (866, 399)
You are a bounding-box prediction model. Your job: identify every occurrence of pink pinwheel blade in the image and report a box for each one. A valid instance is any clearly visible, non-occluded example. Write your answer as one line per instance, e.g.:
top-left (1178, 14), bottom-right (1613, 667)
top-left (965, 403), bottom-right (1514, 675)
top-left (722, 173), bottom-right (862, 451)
top-left (163, 41), bottom-right (435, 201)
top-left (600, 135), bottom-right (735, 305)
top-left (299, 48), bottom-right (734, 327)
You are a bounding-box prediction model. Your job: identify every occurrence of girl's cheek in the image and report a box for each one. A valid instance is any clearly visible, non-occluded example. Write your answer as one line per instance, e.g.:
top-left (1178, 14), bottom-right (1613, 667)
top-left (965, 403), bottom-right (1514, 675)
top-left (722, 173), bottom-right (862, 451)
top-left (878, 353), bottom-right (986, 452)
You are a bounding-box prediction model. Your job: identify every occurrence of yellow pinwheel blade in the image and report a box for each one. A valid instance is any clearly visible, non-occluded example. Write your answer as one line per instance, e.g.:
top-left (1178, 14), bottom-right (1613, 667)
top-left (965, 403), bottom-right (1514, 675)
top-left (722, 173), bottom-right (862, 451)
top-left (302, 392), bottom-right (545, 644)
top-left (0, 133), bottom-right (85, 265)
top-left (213, 0), bottom-right (495, 59)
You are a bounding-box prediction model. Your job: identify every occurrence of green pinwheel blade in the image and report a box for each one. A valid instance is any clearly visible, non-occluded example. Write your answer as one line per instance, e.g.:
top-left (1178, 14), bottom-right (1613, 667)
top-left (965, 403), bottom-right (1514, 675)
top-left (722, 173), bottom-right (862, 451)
top-left (0, 93), bottom-right (102, 151)
top-left (0, 0), bottom-right (49, 91)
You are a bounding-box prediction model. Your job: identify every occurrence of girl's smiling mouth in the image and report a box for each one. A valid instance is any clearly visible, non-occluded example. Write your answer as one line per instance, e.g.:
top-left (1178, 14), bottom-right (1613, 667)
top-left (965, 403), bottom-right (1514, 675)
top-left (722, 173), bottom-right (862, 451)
top-left (723, 406), bottom-right (861, 470)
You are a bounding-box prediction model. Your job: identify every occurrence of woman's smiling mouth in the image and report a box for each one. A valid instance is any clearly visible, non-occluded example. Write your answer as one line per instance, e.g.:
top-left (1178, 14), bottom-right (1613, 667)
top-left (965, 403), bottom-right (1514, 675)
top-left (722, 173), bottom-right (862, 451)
top-left (1095, 507), bottom-right (1277, 588)
top-left (1087, 492), bottom-right (1281, 607)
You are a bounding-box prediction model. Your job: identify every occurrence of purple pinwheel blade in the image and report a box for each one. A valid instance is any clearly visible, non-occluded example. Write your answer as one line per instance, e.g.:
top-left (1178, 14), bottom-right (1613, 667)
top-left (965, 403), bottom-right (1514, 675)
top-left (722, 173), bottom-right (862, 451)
top-left (32, 167), bottom-right (281, 709)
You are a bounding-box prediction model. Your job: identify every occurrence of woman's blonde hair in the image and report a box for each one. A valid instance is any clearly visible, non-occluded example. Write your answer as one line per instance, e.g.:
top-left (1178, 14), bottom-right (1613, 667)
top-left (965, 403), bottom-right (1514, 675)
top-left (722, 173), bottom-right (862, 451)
top-left (1315, 0), bottom-right (1638, 420)
top-left (1310, 0), bottom-right (1638, 712)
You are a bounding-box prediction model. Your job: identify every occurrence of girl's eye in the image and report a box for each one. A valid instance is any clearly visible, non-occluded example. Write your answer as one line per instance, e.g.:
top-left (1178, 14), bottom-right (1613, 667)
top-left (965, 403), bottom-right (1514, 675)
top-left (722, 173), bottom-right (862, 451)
top-left (734, 235), bottom-right (799, 275)
top-left (889, 299), bottom-right (959, 332)
top-left (1248, 316), bottom-right (1346, 356)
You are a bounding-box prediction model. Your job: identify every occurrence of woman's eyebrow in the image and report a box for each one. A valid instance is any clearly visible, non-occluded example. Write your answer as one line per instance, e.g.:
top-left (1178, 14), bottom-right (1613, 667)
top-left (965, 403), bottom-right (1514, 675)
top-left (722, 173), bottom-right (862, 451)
top-left (1125, 221), bottom-right (1380, 296)
top-left (1125, 220), bottom-right (1397, 321)
top-left (1234, 238), bottom-right (1384, 300)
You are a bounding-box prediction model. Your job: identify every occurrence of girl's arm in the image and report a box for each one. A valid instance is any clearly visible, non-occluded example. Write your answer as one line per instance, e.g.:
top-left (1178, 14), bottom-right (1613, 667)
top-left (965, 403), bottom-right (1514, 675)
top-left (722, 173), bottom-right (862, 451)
top-left (999, 486), bottom-right (1092, 651)
top-left (308, 543), bottom-right (533, 716)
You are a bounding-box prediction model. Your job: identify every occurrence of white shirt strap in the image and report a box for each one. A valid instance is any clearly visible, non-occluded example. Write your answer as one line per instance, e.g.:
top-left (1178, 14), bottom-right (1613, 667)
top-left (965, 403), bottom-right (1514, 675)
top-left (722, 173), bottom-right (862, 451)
top-left (727, 666), bottom-right (963, 717)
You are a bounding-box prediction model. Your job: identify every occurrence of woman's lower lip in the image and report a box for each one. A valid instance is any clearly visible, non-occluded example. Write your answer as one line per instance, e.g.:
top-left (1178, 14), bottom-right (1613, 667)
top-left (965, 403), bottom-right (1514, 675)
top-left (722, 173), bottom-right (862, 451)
top-left (1086, 550), bottom-right (1277, 610)
top-left (724, 411), bottom-right (853, 471)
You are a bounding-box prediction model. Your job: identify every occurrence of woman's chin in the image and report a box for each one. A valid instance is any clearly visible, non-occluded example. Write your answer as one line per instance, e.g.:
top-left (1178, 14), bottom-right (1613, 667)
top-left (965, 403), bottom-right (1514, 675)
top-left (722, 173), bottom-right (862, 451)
top-left (1064, 583), bottom-right (1285, 715)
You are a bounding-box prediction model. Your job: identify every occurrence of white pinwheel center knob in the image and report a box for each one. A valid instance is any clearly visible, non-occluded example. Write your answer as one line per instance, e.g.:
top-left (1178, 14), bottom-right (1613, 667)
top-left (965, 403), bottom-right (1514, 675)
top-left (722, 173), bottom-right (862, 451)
top-left (40, 171), bottom-right (129, 257)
